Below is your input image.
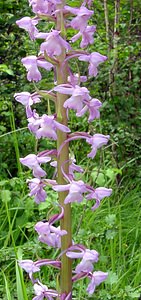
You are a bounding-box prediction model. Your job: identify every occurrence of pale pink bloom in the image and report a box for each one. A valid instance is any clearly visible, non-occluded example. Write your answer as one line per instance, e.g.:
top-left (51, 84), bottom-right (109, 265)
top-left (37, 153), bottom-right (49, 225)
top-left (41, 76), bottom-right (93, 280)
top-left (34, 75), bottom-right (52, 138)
top-left (53, 180), bottom-right (88, 204)
top-left (76, 98), bottom-right (102, 122)
top-left (33, 281), bottom-right (58, 300)
top-left (71, 25), bottom-right (96, 48)
top-left (67, 248), bottom-right (99, 273)
top-left (86, 133), bottom-right (110, 158)
top-left (16, 17), bottom-right (38, 40)
top-left (19, 259), bottom-right (61, 282)
top-left (35, 221), bottom-right (67, 248)
top-left (21, 55), bottom-right (53, 82)
top-left (27, 178), bottom-right (47, 203)
top-left (14, 92), bottom-right (40, 106)
top-left (37, 30), bottom-right (71, 58)
top-left (20, 153), bottom-right (51, 178)
top-left (86, 187), bottom-right (112, 210)
top-left (54, 84), bottom-right (90, 114)
top-left (18, 260), bottom-right (40, 275)
top-left (65, 6), bottom-right (93, 31)
top-left (87, 271), bottom-right (108, 294)
top-left (28, 110), bottom-right (40, 134)
top-left (67, 72), bottom-right (87, 86)
top-left (19, 258), bottom-right (61, 286)
top-left (64, 86), bottom-right (90, 113)
top-left (28, 113), bottom-right (70, 139)
top-left (33, 114), bottom-right (70, 140)
top-left (44, 30), bottom-right (70, 56)
top-left (79, 52), bottom-right (107, 77)
top-left (14, 92), bottom-right (41, 117)
top-left (28, 0), bottom-right (60, 15)
top-left (54, 84), bottom-right (101, 121)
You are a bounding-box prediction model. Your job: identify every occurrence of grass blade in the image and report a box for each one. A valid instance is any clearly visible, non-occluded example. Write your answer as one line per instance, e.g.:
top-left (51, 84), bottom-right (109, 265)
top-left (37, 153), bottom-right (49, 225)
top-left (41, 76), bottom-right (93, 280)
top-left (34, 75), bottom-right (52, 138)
top-left (2, 272), bottom-right (12, 300)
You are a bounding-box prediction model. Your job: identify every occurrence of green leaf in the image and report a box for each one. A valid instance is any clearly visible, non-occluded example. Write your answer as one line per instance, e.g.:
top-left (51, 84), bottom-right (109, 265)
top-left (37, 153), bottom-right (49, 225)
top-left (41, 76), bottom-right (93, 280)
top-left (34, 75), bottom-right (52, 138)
top-left (1, 190), bottom-right (11, 202)
top-left (91, 171), bottom-right (106, 186)
top-left (0, 180), bottom-right (8, 186)
top-left (38, 200), bottom-right (51, 211)
top-left (106, 229), bottom-right (117, 240)
top-left (106, 168), bottom-right (116, 181)
top-left (96, 173), bottom-right (106, 186)
top-left (0, 125), bottom-right (6, 132)
top-left (106, 271), bottom-right (118, 285)
top-left (129, 291), bottom-right (140, 298)
top-left (0, 64), bottom-right (14, 75)
top-left (125, 286), bottom-right (140, 298)
top-left (105, 214), bottom-right (116, 226)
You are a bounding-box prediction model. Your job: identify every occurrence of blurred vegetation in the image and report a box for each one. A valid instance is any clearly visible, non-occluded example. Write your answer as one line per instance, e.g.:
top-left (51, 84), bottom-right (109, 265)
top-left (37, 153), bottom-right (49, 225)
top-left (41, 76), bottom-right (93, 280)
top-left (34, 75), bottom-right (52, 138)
top-left (0, 0), bottom-right (141, 299)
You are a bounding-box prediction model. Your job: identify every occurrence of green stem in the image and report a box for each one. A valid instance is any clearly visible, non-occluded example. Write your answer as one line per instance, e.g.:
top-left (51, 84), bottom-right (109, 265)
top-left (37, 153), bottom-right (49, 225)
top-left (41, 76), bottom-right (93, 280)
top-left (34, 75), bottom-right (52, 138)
top-left (56, 1), bottom-right (72, 297)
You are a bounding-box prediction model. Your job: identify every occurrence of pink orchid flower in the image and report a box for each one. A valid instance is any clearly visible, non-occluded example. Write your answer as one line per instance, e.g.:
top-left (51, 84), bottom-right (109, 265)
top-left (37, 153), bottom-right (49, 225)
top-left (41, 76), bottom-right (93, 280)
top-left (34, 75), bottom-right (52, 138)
top-left (16, 16), bottom-right (38, 40)
top-left (21, 55), bottom-right (53, 82)
top-left (79, 52), bottom-right (107, 77)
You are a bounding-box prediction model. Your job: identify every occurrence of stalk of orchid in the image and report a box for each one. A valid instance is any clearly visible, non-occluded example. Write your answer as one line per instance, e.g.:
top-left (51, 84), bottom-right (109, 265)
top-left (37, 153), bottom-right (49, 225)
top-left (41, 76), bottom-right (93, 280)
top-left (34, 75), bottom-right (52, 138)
top-left (14, 0), bottom-right (112, 299)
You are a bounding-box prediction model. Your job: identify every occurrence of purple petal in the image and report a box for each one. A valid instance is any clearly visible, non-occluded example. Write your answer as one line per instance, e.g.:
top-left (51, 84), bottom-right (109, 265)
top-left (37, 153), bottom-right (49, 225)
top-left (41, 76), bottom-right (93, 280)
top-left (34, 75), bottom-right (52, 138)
top-left (66, 251), bottom-right (84, 259)
top-left (37, 59), bottom-right (53, 71)
top-left (16, 16), bottom-right (38, 40)
top-left (83, 249), bottom-right (99, 262)
top-left (54, 85), bottom-right (74, 95)
top-left (75, 260), bottom-right (94, 273)
top-left (18, 260), bottom-right (40, 274)
top-left (52, 184), bottom-right (70, 192)
top-left (78, 54), bottom-right (90, 62)
top-left (54, 120), bottom-right (71, 133)
top-left (87, 271), bottom-right (108, 295)
top-left (14, 92), bottom-right (32, 106)
top-left (21, 56), bottom-right (41, 82)
top-left (94, 187), bottom-right (112, 200)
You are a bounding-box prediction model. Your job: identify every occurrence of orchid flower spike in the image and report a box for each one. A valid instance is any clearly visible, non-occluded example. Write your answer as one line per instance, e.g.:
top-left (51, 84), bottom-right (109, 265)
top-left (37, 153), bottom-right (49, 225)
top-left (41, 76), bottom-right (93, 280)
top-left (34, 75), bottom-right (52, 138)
top-left (16, 0), bottom-right (111, 297)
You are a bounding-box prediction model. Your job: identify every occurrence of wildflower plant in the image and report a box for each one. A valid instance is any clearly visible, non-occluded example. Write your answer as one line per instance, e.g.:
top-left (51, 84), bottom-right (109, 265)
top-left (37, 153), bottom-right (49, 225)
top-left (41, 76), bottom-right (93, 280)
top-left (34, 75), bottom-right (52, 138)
top-left (15, 0), bottom-right (112, 298)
